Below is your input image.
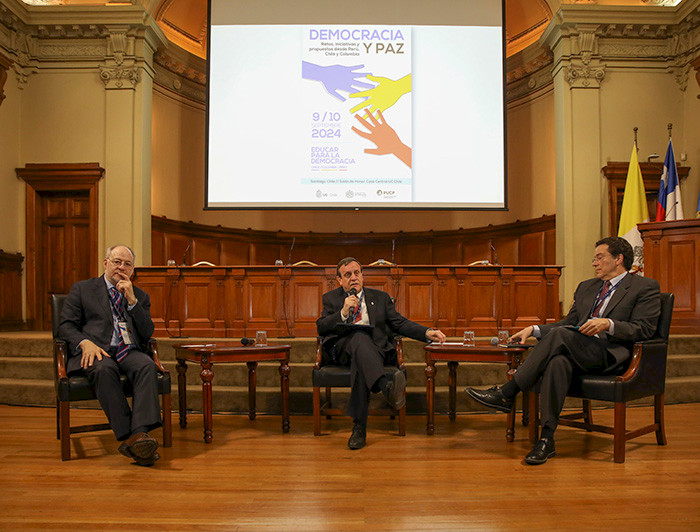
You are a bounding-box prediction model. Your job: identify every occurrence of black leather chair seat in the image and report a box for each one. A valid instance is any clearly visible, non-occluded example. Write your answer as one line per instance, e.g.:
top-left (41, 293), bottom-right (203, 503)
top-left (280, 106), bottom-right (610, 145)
top-left (57, 371), bottom-right (171, 403)
top-left (312, 365), bottom-right (405, 388)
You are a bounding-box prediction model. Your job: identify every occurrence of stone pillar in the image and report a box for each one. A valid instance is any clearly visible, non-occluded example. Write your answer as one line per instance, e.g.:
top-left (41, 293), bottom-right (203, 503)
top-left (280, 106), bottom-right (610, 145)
top-left (543, 22), bottom-right (606, 308)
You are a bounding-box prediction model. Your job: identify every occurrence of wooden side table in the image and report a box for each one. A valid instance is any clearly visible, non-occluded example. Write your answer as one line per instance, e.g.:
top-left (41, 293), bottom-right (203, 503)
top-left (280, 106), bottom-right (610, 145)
top-left (174, 342), bottom-right (291, 443)
top-left (424, 342), bottom-right (528, 441)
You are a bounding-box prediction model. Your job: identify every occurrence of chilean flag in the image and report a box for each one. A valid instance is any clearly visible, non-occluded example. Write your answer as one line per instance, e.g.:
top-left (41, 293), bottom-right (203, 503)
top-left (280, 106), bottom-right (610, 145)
top-left (655, 139), bottom-right (684, 221)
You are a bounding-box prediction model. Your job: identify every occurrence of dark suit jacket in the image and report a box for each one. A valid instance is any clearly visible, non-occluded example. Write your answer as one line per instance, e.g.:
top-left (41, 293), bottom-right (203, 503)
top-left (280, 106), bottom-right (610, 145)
top-left (316, 286), bottom-right (429, 364)
top-left (539, 272), bottom-right (660, 368)
top-left (58, 275), bottom-right (155, 374)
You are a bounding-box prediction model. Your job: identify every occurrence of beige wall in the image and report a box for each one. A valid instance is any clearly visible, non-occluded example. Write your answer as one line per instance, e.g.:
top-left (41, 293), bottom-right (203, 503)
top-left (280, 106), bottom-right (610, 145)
top-left (0, 69), bottom-right (23, 253)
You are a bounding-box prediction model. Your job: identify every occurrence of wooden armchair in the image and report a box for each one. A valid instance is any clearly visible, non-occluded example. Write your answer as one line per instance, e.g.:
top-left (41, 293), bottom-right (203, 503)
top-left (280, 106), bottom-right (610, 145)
top-left (312, 337), bottom-right (406, 436)
top-left (528, 292), bottom-right (674, 463)
top-left (52, 294), bottom-right (172, 461)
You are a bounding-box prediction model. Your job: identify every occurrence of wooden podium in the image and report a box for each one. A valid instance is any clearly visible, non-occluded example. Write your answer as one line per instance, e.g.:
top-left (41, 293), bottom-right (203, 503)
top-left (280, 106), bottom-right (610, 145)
top-left (639, 219), bottom-right (700, 334)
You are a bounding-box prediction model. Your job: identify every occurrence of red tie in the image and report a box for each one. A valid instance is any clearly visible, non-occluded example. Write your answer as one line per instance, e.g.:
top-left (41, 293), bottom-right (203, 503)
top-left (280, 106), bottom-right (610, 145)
top-left (591, 280), bottom-right (612, 318)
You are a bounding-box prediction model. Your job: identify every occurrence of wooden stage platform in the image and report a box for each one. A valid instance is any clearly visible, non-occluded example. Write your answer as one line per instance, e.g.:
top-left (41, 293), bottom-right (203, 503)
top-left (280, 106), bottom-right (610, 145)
top-left (1, 403), bottom-right (699, 530)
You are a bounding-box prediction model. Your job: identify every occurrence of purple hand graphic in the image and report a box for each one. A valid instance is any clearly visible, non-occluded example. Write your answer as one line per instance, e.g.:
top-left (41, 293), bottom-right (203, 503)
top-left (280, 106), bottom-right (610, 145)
top-left (302, 61), bottom-right (375, 102)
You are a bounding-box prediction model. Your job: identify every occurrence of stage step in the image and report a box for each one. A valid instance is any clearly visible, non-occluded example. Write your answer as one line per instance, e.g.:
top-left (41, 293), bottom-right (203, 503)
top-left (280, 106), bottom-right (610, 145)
top-left (1, 333), bottom-right (699, 415)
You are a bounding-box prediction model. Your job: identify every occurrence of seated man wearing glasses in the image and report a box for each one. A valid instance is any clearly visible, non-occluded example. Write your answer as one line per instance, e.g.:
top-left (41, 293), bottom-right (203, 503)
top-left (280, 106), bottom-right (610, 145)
top-left (58, 245), bottom-right (161, 466)
top-left (466, 237), bottom-right (660, 465)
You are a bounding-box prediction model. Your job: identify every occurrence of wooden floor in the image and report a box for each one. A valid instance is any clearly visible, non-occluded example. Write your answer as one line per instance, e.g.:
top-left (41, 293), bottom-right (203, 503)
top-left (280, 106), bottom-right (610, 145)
top-left (1, 404), bottom-right (699, 531)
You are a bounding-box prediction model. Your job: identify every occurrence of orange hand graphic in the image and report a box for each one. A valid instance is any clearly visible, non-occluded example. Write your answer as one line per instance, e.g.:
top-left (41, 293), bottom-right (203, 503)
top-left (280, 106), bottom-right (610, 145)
top-left (351, 108), bottom-right (411, 168)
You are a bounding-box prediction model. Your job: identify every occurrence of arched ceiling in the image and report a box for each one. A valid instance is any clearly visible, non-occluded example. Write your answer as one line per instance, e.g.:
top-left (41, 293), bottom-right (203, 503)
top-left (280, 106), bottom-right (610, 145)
top-left (148, 0), bottom-right (555, 59)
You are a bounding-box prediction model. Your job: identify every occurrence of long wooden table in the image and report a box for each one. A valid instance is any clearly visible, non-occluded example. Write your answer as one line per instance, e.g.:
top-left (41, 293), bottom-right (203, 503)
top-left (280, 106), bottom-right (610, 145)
top-left (135, 264), bottom-right (562, 338)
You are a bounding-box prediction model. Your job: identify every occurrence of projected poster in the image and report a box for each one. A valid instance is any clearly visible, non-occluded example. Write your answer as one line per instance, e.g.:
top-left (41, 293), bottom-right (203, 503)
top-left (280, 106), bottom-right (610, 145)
top-left (301, 26), bottom-right (412, 203)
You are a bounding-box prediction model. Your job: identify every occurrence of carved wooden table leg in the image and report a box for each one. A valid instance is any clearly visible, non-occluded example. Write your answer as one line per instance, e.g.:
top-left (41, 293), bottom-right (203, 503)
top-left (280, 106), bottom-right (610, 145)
top-left (448, 361), bottom-right (458, 421)
top-left (247, 361), bottom-right (257, 420)
top-left (176, 358), bottom-right (188, 428)
top-left (279, 360), bottom-right (290, 433)
top-left (425, 362), bottom-right (436, 435)
top-left (200, 355), bottom-right (214, 443)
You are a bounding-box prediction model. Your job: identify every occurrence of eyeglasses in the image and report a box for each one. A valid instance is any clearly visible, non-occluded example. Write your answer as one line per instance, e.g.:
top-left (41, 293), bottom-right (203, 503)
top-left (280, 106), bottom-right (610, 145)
top-left (591, 253), bottom-right (612, 264)
top-left (108, 258), bottom-right (134, 268)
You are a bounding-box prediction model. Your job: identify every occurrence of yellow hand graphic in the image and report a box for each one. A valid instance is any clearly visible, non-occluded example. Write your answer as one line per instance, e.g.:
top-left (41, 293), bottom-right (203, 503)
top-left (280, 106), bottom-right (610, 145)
top-left (351, 108), bottom-right (412, 168)
top-left (349, 74), bottom-right (411, 115)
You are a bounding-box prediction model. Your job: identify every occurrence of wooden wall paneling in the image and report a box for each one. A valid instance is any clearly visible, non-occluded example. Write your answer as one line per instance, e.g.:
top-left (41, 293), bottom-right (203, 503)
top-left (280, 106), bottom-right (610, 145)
top-left (132, 269), bottom-right (170, 333)
top-left (544, 267), bottom-right (562, 323)
top-left (436, 267), bottom-right (457, 334)
top-left (151, 230), bottom-right (165, 265)
top-left (460, 267), bottom-right (500, 335)
top-left (221, 240), bottom-right (250, 266)
top-left (0, 251), bottom-right (24, 330)
top-left (518, 231), bottom-right (545, 265)
top-left (150, 214), bottom-right (556, 268)
top-left (544, 228), bottom-right (556, 264)
top-left (362, 267), bottom-right (394, 295)
top-left (502, 267), bottom-right (547, 331)
top-left (191, 237), bottom-right (221, 265)
top-left (165, 233), bottom-right (193, 266)
top-left (179, 269), bottom-right (226, 337)
top-left (245, 270), bottom-right (284, 336)
top-left (401, 270), bottom-right (437, 325)
top-left (288, 267), bottom-right (325, 337)
top-left (640, 220), bottom-right (699, 334)
top-left (461, 240), bottom-right (491, 265)
top-left (227, 268), bottom-right (246, 337)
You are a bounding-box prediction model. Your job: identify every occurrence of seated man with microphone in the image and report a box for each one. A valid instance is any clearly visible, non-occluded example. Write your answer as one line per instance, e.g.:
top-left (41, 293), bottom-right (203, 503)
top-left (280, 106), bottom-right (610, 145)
top-left (317, 257), bottom-right (446, 449)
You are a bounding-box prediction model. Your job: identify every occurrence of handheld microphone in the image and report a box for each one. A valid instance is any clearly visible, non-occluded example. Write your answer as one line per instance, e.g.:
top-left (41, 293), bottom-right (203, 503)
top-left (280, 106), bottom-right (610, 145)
top-left (240, 337), bottom-right (251, 346)
top-left (348, 287), bottom-right (358, 315)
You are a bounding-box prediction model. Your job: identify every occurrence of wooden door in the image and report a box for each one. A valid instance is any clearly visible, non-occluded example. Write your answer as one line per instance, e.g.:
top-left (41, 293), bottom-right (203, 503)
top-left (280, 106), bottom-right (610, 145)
top-left (39, 192), bottom-right (92, 329)
top-left (17, 163), bottom-right (104, 330)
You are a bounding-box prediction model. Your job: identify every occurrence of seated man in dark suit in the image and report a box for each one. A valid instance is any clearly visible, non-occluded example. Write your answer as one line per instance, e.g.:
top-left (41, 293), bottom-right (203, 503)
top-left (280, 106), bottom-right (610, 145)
top-left (58, 245), bottom-right (161, 466)
top-left (466, 236), bottom-right (660, 465)
top-left (317, 257), bottom-right (446, 449)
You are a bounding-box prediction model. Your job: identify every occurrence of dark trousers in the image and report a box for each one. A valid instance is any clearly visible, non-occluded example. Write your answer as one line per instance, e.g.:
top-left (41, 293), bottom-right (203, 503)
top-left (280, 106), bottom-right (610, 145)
top-left (513, 327), bottom-right (611, 432)
top-left (77, 349), bottom-right (161, 440)
top-left (334, 331), bottom-right (386, 424)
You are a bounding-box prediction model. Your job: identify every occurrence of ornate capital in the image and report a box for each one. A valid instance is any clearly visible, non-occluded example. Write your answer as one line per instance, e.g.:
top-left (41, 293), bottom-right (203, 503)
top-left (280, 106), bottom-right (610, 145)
top-left (565, 63), bottom-right (606, 87)
top-left (99, 65), bottom-right (140, 89)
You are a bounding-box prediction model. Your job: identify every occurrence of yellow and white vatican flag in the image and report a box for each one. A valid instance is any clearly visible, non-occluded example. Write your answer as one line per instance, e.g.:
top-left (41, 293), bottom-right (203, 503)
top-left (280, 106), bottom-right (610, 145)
top-left (618, 142), bottom-right (649, 274)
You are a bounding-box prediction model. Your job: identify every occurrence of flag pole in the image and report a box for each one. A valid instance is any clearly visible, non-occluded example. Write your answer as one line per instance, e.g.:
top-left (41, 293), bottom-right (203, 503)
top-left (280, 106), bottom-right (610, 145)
top-left (667, 122), bottom-right (672, 139)
top-left (633, 126), bottom-right (638, 150)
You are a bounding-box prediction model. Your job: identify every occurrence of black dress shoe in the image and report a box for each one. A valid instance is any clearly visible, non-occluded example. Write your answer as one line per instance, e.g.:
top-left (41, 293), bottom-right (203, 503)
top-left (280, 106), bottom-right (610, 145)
top-left (347, 421), bottom-right (367, 450)
top-left (384, 370), bottom-right (406, 410)
top-left (465, 386), bottom-right (514, 413)
top-left (525, 438), bottom-right (556, 465)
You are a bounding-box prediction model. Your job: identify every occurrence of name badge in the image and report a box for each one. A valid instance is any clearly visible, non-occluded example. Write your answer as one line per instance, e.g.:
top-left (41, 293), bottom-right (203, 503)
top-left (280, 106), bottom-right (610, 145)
top-left (118, 321), bottom-right (133, 345)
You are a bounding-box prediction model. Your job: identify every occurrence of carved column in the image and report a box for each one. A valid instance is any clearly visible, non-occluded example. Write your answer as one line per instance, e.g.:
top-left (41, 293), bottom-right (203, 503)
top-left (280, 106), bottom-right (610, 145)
top-left (100, 24), bottom-right (162, 263)
top-left (542, 21), bottom-right (606, 306)
top-left (0, 49), bottom-right (12, 107)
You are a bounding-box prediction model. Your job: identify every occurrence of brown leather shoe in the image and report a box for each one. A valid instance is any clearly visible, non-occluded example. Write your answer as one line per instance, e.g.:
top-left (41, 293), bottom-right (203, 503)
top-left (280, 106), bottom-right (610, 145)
top-left (118, 442), bottom-right (160, 466)
top-left (124, 432), bottom-right (158, 460)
